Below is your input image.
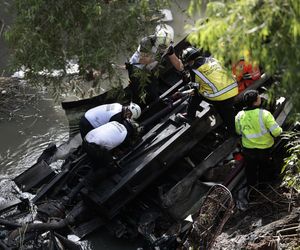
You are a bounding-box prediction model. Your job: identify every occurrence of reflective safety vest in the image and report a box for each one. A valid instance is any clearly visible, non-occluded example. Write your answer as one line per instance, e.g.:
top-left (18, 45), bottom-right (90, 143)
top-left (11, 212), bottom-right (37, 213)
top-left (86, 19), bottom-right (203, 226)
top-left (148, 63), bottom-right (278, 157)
top-left (235, 108), bottom-right (282, 149)
top-left (193, 58), bottom-right (238, 101)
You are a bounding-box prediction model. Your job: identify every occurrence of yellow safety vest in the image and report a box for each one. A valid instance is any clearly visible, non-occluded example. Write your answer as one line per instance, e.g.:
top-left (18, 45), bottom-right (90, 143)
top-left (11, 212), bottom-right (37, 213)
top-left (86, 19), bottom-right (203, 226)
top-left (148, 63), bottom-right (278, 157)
top-left (235, 108), bottom-right (282, 149)
top-left (193, 58), bottom-right (238, 101)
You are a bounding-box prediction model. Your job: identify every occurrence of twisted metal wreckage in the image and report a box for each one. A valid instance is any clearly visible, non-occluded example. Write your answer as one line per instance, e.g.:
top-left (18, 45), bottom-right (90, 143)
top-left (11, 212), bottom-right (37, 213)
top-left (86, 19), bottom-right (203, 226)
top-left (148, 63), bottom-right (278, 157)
top-left (0, 38), bottom-right (296, 250)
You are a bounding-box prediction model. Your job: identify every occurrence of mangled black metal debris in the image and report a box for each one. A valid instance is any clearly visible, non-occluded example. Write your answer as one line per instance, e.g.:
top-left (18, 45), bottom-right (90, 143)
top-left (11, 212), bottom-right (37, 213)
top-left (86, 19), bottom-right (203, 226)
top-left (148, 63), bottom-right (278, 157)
top-left (0, 41), bottom-right (295, 249)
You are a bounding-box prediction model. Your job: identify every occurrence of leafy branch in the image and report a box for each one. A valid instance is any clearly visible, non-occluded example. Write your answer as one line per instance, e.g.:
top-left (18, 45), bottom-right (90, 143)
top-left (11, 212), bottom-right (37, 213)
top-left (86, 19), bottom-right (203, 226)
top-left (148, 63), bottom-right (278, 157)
top-left (281, 130), bottom-right (300, 192)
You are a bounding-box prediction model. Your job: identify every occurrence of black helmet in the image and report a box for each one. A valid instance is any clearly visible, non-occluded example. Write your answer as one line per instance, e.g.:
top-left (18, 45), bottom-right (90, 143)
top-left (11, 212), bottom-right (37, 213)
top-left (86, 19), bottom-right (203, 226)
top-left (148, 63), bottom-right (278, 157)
top-left (181, 47), bottom-right (202, 64)
top-left (243, 90), bottom-right (258, 107)
top-left (139, 35), bottom-right (156, 53)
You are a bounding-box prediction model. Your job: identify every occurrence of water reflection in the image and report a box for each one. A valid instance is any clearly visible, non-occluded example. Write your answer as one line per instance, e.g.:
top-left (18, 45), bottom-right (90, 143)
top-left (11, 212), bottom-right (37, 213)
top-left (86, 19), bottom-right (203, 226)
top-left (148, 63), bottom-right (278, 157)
top-left (0, 87), bottom-right (69, 178)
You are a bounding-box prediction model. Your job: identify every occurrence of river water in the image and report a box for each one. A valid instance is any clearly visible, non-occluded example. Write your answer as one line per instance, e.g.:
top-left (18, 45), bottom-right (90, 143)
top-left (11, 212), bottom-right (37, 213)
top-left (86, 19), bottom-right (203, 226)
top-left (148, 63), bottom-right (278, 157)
top-left (0, 1), bottom-right (196, 249)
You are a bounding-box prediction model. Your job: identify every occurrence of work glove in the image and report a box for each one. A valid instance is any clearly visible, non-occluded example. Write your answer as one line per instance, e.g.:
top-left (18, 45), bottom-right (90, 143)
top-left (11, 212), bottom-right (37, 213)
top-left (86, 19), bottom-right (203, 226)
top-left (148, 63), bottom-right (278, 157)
top-left (181, 70), bottom-right (190, 83)
top-left (166, 45), bottom-right (175, 56)
top-left (178, 82), bottom-right (198, 92)
top-left (125, 62), bottom-right (132, 70)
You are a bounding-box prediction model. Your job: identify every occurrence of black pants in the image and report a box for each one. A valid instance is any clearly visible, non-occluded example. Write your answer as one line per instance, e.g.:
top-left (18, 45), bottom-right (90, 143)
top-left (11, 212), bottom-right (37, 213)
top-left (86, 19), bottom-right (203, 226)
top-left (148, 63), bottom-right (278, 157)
top-left (242, 147), bottom-right (274, 187)
top-left (79, 116), bottom-right (94, 139)
top-left (81, 141), bottom-right (117, 186)
top-left (188, 92), bottom-right (236, 135)
top-left (82, 139), bottom-right (114, 167)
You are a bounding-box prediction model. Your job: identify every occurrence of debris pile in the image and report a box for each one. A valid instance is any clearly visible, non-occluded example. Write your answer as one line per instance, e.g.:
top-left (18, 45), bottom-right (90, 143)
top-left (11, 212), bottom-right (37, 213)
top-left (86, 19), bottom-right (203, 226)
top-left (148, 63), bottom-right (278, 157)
top-left (213, 185), bottom-right (300, 250)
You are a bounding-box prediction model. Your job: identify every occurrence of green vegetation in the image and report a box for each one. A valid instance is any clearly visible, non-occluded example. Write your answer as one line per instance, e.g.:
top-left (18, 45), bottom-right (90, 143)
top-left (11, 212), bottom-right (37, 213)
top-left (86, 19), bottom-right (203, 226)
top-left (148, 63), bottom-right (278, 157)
top-left (187, 0), bottom-right (300, 110)
top-left (281, 130), bottom-right (300, 192)
top-left (3, 0), bottom-right (300, 188)
top-left (3, 0), bottom-right (169, 97)
top-left (186, 0), bottom-right (300, 191)
top-left (3, 0), bottom-right (300, 106)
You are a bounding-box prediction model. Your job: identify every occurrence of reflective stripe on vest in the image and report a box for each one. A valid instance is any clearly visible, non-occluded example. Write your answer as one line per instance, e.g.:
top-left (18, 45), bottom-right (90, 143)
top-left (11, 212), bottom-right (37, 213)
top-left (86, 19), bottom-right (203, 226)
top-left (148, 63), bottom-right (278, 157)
top-left (239, 109), bottom-right (279, 139)
top-left (192, 69), bottom-right (238, 98)
top-left (269, 123), bottom-right (280, 134)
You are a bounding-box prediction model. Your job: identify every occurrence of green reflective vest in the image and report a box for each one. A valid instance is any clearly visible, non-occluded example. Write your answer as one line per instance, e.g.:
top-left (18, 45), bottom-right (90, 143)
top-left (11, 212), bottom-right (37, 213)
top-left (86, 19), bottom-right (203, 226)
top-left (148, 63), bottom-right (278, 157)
top-left (193, 58), bottom-right (238, 101)
top-left (235, 108), bottom-right (282, 149)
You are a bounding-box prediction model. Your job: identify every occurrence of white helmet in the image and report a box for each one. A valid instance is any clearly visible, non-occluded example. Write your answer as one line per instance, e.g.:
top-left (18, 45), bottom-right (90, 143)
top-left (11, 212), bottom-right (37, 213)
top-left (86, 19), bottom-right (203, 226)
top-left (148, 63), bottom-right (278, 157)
top-left (128, 102), bottom-right (141, 120)
top-left (154, 24), bottom-right (174, 52)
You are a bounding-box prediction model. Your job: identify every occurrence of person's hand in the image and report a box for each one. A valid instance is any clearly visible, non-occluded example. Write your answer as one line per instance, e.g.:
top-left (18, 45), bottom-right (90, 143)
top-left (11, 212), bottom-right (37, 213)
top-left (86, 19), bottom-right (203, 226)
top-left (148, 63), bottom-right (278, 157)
top-left (189, 89), bottom-right (196, 96)
top-left (130, 120), bottom-right (144, 135)
top-left (181, 70), bottom-right (190, 83)
top-left (171, 92), bottom-right (184, 100)
top-left (188, 82), bottom-right (199, 90)
top-left (137, 125), bottom-right (144, 134)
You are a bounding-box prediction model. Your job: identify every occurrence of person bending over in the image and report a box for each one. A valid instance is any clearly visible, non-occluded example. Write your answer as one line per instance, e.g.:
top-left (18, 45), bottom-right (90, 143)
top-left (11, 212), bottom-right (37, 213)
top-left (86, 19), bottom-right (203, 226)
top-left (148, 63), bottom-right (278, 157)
top-left (79, 102), bottom-right (141, 138)
top-left (168, 46), bottom-right (238, 134)
top-left (82, 120), bottom-right (135, 167)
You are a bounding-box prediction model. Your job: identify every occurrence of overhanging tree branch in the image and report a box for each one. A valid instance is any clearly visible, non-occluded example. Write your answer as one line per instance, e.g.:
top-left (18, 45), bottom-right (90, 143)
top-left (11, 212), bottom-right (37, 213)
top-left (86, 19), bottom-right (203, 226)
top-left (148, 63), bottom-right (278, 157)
top-left (0, 19), bottom-right (5, 37)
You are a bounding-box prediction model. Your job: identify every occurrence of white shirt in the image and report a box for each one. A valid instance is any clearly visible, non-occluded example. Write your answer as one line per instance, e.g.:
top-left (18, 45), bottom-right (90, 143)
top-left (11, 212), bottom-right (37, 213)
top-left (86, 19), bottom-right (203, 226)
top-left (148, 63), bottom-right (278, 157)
top-left (84, 103), bottom-right (122, 128)
top-left (85, 121), bottom-right (128, 150)
top-left (130, 50), bottom-right (143, 69)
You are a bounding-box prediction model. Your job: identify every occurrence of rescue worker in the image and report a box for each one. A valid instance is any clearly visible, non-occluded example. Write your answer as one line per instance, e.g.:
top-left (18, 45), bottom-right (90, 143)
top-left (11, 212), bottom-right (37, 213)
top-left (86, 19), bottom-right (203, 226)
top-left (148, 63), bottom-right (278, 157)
top-left (168, 46), bottom-right (238, 134)
top-left (79, 102), bottom-right (141, 139)
top-left (126, 35), bottom-right (159, 106)
top-left (82, 120), bottom-right (135, 166)
top-left (235, 90), bottom-right (282, 187)
top-left (126, 32), bottom-right (173, 106)
top-left (232, 51), bottom-right (261, 92)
